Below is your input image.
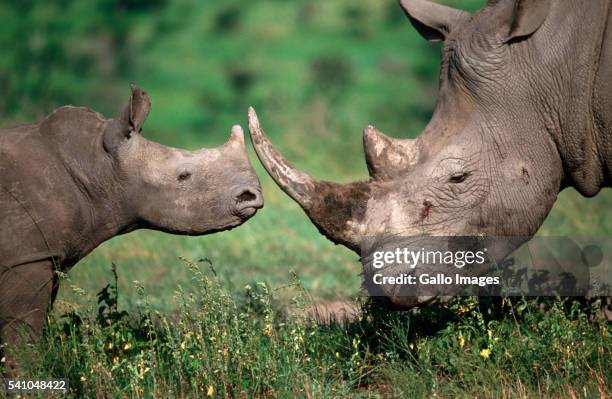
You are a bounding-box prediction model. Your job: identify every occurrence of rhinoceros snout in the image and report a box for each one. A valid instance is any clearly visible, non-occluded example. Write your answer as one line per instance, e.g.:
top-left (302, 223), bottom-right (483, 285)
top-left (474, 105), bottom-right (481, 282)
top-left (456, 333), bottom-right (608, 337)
top-left (231, 185), bottom-right (264, 219)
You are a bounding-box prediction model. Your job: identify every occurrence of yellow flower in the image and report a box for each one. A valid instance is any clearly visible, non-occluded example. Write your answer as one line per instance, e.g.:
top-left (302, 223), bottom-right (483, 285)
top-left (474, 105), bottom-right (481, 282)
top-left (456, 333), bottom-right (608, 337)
top-left (487, 328), bottom-right (493, 340)
top-left (458, 305), bottom-right (470, 315)
top-left (458, 334), bottom-right (465, 349)
top-left (123, 343), bottom-right (132, 351)
top-left (480, 348), bottom-right (491, 359)
top-left (207, 385), bottom-right (214, 397)
top-left (80, 376), bottom-right (87, 382)
top-left (263, 323), bottom-right (273, 337)
top-left (335, 352), bottom-right (340, 358)
top-left (409, 342), bottom-right (414, 350)
top-left (180, 341), bottom-right (186, 350)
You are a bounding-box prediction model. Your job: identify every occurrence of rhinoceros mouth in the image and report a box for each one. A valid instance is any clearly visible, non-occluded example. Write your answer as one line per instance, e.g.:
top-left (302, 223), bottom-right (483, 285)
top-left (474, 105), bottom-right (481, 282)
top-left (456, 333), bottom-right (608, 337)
top-left (235, 204), bottom-right (260, 220)
top-left (234, 198), bottom-right (264, 221)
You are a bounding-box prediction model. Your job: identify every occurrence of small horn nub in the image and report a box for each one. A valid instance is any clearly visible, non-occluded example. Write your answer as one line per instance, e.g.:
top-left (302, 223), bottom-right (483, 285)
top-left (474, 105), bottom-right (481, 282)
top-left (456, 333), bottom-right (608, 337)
top-left (226, 124), bottom-right (246, 147)
top-left (363, 125), bottom-right (419, 181)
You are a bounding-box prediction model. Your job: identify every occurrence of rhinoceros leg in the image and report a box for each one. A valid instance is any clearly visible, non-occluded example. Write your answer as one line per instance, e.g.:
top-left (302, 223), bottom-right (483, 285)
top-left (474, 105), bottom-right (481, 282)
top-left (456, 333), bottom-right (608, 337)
top-left (0, 259), bottom-right (57, 376)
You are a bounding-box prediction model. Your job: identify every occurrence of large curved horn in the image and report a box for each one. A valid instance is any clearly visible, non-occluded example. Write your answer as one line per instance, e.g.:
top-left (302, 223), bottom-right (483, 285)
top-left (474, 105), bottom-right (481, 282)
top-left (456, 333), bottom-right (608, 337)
top-left (363, 125), bottom-right (419, 181)
top-left (248, 107), bottom-right (370, 251)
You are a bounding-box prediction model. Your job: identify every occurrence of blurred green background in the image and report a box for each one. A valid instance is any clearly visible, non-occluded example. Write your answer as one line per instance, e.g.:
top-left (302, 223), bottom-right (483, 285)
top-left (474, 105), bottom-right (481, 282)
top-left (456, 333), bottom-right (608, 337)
top-left (1, 0), bottom-right (610, 311)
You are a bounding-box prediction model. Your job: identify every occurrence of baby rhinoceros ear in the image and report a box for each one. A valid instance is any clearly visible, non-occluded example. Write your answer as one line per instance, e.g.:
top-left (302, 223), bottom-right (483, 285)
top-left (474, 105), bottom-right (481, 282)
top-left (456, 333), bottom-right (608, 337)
top-left (104, 84), bottom-right (152, 152)
top-left (121, 83), bottom-right (151, 134)
top-left (126, 83), bottom-right (151, 133)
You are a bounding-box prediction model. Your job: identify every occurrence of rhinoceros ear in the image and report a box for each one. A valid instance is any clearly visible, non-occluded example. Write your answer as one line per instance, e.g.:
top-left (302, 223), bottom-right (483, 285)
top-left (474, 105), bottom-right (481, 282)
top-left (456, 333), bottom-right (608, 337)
top-left (399, 0), bottom-right (471, 42)
top-left (104, 84), bottom-right (151, 152)
top-left (125, 84), bottom-right (151, 133)
top-left (117, 84), bottom-right (151, 135)
top-left (489, 0), bottom-right (551, 42)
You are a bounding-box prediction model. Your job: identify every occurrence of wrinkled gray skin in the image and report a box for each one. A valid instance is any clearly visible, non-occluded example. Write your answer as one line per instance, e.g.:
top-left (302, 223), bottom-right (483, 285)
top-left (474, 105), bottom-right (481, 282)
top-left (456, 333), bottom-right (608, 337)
top-left (0, 85), bottom-right (262, 372)
top-left (248, 0), bottom-right (611, 308)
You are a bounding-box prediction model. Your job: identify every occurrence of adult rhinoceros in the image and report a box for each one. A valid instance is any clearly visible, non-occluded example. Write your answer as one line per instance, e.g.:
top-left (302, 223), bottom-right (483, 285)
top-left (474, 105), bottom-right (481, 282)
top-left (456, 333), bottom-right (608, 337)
top-left (0, 84), bottom-right (262, 369)
top-left (247, 0), bottom-right (611, 307)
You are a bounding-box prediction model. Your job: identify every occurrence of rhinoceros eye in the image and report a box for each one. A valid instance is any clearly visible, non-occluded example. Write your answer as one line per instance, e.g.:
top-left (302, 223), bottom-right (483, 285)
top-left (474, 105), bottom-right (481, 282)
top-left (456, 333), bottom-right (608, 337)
top-left (449, 172), bottom-right (470, 183)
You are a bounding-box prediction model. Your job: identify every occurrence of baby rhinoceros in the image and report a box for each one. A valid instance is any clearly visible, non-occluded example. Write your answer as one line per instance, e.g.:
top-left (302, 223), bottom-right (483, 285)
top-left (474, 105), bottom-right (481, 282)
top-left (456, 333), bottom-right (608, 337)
top-left (0, 84), bottom-right (263, 371)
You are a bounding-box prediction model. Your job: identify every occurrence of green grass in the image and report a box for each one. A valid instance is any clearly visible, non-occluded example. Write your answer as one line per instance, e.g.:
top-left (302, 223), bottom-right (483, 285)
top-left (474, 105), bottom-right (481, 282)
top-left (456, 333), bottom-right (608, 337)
top-left (18, 262), bottom-right (611, 398)
top-left (2, 0), bottom-right (612, 397)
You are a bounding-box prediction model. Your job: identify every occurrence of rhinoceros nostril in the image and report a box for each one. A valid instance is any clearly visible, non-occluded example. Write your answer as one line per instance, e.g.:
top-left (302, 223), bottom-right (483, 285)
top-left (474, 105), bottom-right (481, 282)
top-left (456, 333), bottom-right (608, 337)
top-left (236, 190), bottom-right (257, 203)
